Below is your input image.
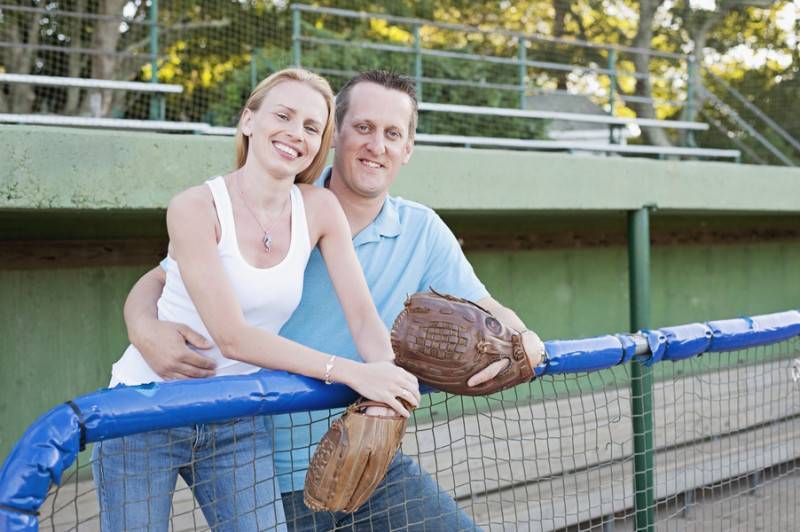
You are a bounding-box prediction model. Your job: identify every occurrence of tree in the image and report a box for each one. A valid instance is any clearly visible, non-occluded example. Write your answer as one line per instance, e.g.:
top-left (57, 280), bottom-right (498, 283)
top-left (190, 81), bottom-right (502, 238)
top-left (2, 0), bottom-right (795, 163)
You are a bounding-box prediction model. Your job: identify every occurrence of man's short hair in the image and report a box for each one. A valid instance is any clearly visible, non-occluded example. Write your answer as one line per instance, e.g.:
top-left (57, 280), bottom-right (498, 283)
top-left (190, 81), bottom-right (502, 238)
top-left (335, 70), bottom-right (418, 139)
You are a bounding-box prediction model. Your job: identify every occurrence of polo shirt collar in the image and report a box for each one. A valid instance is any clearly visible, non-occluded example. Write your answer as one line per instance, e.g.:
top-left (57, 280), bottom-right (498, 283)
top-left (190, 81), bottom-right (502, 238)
top-left (315, 166), bottom-right (401, 245)
top-left (313, 167), bottom-right (332, 188)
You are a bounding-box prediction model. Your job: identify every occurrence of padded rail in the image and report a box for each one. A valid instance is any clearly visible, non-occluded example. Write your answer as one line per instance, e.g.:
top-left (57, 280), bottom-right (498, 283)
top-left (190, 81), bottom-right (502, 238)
top-left (1, 309), bottom-right (798, 530)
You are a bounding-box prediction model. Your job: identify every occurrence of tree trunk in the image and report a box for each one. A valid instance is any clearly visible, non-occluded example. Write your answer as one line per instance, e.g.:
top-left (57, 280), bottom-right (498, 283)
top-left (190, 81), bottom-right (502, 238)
top-left (630, 0), bottom-right (672, 147)
top-left (7, 13), bottom-right (40, 113)
top-left (82, 0), bottom-right (128, 116)
top-left (64, 0), bottom-right (88, 115)
top-left (552, 1), bottom-right (570, 90)
top-left (679, 2), bottom-right (747, 144)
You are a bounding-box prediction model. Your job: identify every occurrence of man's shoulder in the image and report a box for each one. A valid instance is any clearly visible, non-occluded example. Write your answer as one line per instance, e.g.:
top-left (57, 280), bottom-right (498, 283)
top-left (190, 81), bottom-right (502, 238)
top-left (384, 196), bottom-right (457, 255)
top-left (389, 195), bottom-right (442, 226)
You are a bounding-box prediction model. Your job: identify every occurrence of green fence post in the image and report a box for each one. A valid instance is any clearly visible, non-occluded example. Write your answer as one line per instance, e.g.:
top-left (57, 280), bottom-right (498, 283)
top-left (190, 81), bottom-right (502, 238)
top-left (519, 37), bottom-right (527, 109)
top-left (685, 55), bottom-right (698, 148)
top-left (628, 207), bottom-right (655, 532)
top-left (148, 0), bottom-right (163, 120)
top-left (250, 48), bottom-right (259, 90)
top-left (292, 7), bottom-right (302, 67)
top-left (607, 48), bottom-right (618, 144)
top-left (413, 25), bottom-right (423, 101)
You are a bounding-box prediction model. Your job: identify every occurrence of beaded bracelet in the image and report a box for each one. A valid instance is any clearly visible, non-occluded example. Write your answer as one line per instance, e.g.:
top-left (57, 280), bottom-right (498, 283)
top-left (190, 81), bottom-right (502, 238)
top-left (323, 355), bottom-right (337, 385)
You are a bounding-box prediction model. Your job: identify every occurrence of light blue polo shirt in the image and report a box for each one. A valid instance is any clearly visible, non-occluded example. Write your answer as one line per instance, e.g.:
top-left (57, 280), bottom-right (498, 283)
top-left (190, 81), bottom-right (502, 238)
top-left (273, 167), bottom-right (488, 493)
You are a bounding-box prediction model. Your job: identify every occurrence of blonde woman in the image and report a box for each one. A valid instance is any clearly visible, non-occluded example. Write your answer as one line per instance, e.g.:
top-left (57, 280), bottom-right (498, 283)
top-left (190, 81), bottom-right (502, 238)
top-left (93, 69), bottom-right (420, 531)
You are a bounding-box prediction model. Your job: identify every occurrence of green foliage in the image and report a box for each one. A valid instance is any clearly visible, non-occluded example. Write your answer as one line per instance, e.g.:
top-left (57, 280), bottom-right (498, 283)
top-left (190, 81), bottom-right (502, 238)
top-left (4, 0), bottom-right (797, 161)
top-left (206, 22), bottom-right (548, 139)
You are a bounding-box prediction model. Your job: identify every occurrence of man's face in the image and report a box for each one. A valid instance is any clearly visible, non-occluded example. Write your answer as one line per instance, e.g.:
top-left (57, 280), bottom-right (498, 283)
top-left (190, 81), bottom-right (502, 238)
top-left (331, 82), bottom-right (414, 199)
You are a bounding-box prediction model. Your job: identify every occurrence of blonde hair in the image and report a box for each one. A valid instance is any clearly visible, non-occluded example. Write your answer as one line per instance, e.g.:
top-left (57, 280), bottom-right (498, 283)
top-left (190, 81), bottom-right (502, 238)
top-left (235, 68), bottom-right (335, 184)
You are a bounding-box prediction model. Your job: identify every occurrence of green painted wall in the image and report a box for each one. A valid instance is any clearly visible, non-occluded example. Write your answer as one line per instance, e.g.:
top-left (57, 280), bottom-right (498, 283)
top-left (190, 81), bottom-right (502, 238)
top-left (2, 125), bottom-right (799, 462)
top-left (3, 240), bottom-right (799, 462)
top-left (2, 125), bottom-right (800, 213)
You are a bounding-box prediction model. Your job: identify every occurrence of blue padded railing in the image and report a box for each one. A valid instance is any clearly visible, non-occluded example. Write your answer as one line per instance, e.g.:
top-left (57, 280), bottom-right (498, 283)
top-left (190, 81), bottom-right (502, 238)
top-left (1, 309), bottom-right (799, 530)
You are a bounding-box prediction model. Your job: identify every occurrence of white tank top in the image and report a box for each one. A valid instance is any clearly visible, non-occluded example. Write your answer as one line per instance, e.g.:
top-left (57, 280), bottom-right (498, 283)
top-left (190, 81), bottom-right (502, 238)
top-left (110, 176), bottom-right (312, 386)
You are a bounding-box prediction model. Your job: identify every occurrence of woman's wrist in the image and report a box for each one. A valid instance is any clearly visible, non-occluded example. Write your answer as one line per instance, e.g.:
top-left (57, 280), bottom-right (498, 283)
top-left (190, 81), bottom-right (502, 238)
top-left (328, 357), bottom-right (357, 386)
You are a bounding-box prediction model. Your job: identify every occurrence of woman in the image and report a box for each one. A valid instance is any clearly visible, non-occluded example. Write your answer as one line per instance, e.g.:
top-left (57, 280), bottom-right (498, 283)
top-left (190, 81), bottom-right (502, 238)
top-left (92, 68), bottom-right (420, 531)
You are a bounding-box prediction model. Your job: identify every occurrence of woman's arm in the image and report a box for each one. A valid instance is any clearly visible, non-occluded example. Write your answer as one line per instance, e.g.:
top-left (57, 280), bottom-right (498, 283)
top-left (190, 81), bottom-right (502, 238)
top-left (309, 189), bottom-right (420, 410)
top-left (312, 190), bottom-right (398, 364)
top-left (168, 185), bottom-right (418, 415)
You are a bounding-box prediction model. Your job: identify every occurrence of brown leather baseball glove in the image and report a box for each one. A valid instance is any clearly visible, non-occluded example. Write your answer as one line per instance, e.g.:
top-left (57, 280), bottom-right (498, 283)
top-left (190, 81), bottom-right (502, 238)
top-left (391, 289), bottom-right (535, 396)
top-left (303, 399), bottom-right (407, 513)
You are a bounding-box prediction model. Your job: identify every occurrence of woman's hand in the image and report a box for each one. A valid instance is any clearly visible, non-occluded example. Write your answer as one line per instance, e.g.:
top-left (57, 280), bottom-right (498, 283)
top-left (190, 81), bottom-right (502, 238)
top-left (344, 361), bottom-right (420, 417)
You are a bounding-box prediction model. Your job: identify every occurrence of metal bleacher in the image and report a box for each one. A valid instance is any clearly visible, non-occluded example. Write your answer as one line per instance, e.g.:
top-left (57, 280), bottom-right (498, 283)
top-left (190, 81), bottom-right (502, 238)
top-left (0, 4), bottom-right (752, 162)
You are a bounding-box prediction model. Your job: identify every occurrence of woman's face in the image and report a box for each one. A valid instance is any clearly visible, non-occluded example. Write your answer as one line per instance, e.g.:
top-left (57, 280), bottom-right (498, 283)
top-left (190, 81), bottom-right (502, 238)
top-left (241, 80), bottom-right (329, 180)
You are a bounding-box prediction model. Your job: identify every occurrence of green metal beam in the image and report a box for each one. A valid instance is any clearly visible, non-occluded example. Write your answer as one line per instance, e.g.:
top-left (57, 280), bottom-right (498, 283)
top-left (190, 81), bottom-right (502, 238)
top-left (628, 207), bottom-right (655, 531)
top-left (608, 48), bottom-right (618, 144)
top-left (250, 48), bottom-right (259, 90)
top-left (292, 7), bottom-right (302, 67)
top-left (413, 25), bottom-right (423, 101)
top-left (685, 55), bottom-right (698, 148)
top-left (148, 0), bottom-right (163, 120)
top-left (518, 37), bottom-right (527, 110)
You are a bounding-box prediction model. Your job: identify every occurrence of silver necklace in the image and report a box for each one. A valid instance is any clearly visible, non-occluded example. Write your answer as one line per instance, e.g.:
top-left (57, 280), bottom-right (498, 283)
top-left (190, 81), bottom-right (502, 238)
top-left (236, 172), bottom-right (290, 253)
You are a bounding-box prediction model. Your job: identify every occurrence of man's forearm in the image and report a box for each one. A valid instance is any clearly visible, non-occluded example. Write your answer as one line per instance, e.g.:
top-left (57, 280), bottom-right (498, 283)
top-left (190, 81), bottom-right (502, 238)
top-left (477, 296), bottom-right (526, 332)
top-left (123, 266), bottom-right (167, 343)
top-left (478, 295), bottom-right (545, 368)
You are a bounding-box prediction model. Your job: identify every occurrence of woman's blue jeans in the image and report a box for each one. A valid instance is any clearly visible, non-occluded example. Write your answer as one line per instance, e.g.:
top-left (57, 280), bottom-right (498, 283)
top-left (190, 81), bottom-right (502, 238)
top-left (92, 416), bottom-right (287, 531)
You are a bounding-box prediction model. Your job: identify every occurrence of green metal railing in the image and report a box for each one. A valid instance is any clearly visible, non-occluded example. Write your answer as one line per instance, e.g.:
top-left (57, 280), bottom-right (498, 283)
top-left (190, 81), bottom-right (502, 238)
top-left (628, 207), bottom-right (656, 530)
top-left (148, 0), bottom-right (163, 121)
top-left (286, 3), bottom-right (799, 165)
top-left (288, 3), bottom-right (688, 148)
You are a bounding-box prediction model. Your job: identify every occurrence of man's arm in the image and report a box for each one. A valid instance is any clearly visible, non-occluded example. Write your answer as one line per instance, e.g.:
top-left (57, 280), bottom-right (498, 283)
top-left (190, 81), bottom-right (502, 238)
top-left (416, 211), bottom-right (543, 388)
top-left (124, 265), bottom-right (216, 379)
top-left (466, 296), bottom-right (545, 387)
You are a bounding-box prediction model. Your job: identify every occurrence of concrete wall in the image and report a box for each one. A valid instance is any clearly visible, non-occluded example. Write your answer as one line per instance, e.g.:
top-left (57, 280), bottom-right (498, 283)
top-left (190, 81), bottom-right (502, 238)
top-left (3, 125), bottom-right (800, 212)
top-left (2, 125), bottom-right (799, 461)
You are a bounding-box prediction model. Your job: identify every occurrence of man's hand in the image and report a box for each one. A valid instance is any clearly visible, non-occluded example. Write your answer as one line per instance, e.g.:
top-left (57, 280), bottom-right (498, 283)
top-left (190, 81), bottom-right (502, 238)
top-left (132, 319), bottom-right (216, 380)
top-left (467, 329), bottom-right (544, 387)
top-left (124, 266), bottom-right (215, 380)
top-left (393, 292), bottom-right (538, 396)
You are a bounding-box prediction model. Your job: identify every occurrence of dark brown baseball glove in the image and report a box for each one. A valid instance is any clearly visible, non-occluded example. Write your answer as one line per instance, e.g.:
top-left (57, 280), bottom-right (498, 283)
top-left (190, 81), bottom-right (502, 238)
top-left (303, 399), bottom-right (407, 513)
top-left (391, 289), bottom-right (534, 396)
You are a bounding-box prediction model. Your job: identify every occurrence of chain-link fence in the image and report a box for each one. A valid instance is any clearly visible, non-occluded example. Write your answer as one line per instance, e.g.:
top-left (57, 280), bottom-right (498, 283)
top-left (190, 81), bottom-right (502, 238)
top-left (3, 313), bottom-right (800, 531)
top-left (1, 1), bottom-right (797, 162)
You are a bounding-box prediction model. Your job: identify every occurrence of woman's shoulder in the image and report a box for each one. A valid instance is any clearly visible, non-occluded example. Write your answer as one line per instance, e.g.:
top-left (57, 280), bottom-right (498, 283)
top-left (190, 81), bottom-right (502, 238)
top-left (296, 183), bottom-right (344, 244)
top-left (296, 182), bottom-right (339, 210)
top-left (167, 182), bottom-right (216, 220)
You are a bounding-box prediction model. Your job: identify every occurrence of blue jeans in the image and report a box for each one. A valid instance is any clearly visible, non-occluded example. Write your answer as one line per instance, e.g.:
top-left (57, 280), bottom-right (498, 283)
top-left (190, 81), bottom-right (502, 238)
top-left (281, 452), bottom-right (479, 531)
top-left (92, 416), bottom-right (287, 531)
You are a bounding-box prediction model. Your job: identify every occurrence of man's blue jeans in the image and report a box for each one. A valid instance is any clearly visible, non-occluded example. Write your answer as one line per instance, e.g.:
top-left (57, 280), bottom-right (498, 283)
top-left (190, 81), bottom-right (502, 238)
top-left (92, 416), bottom-right (287, 531)
top-left (281, 452), bottom-right (478, 531)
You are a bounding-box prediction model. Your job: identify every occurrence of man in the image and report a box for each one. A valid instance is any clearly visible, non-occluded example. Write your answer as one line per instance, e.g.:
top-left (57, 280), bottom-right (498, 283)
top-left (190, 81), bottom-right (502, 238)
top-left (124, 70), bottom-right (544, 530)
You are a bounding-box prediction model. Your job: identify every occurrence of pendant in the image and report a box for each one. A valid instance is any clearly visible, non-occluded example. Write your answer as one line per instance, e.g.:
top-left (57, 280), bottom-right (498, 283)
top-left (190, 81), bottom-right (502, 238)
top-left (262, 233), bottom-right (272, 253)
